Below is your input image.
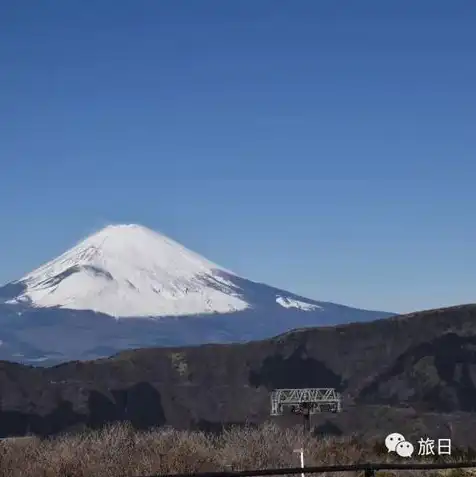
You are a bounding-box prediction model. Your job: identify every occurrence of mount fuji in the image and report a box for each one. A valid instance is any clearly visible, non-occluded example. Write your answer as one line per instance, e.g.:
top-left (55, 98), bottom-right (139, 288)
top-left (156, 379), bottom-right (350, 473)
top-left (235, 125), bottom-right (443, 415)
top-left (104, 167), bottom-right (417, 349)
top-left (0, 224), bottom-right (393, 365)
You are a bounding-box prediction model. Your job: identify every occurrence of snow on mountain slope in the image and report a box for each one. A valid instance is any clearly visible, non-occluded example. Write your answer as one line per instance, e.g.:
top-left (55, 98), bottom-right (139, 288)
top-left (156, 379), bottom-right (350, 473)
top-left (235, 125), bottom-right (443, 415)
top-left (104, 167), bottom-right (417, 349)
top-left (0, 223), bottom-right (396, 365)
top-left (5, 224), bottom-right (250, 317)
top-left (276, 296), bottom-right (321, 311)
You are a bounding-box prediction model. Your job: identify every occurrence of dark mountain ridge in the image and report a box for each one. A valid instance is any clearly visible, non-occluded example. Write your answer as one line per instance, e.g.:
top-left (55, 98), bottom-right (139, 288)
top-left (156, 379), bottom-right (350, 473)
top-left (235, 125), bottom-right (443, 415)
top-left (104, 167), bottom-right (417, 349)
top-left (1, 304), bottom-right (476, 446)
top-left (0, 296), bottom-right (392, 365)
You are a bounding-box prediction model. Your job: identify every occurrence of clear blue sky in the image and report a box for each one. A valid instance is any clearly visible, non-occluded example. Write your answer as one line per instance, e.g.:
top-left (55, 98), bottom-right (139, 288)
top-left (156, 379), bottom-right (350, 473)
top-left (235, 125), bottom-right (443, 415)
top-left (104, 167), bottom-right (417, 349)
top-left (1, 1), bottom-right (475, 314)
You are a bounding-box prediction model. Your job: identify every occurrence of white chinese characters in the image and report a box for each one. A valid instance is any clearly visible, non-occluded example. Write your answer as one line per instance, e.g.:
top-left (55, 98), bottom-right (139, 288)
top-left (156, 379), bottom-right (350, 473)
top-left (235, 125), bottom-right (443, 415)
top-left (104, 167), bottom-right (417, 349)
top-left (385, 434), bottom-right (452, 458)
top-left (418, 438), bottom-right (452, 456)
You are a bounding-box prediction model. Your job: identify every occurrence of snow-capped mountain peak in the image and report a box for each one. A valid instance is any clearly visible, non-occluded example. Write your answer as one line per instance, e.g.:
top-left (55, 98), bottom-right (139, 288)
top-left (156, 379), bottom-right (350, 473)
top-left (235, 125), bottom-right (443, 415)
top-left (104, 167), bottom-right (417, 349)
top-left (6, 224), bottom-right (248, 317)
top-left (0, 223), bottom-right (394, 365)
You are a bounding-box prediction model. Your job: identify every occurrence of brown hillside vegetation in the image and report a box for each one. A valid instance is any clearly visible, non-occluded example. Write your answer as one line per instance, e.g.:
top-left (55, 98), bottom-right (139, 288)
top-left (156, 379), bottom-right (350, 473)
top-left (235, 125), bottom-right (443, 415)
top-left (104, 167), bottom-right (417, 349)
top-left (0, 422), bottom-right (473, 477)
top-left (1, 305), bottom-right (476, 447)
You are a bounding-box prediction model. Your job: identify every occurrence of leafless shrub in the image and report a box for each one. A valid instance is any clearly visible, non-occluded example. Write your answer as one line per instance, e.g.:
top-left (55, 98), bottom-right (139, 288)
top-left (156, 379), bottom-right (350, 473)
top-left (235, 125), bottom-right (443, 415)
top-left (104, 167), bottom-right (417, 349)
top-left (0, 422), bottom-right (467, 477)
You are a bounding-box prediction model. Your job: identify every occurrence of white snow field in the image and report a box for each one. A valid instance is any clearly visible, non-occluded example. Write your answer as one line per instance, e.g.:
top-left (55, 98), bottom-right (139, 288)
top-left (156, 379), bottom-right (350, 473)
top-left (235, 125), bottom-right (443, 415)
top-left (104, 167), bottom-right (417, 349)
top-left (275, 296), bottom-right (321, 311)
top-left (6, 224), bottom-right (250, 318)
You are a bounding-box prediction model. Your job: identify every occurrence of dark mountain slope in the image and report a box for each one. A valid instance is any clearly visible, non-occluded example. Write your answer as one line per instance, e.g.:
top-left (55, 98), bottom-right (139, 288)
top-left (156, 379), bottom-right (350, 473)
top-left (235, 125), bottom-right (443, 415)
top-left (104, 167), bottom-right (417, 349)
top-left (0, 299), bottom-right (392, 365)
top-left (1, 304), bottom-right (476, 445)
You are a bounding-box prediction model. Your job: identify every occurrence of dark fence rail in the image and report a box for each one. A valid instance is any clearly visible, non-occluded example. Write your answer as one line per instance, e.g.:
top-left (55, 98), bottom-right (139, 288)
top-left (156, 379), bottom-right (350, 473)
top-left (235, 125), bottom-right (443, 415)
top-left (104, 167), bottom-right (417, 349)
top-left (142, 462), bottom-right (476, 477)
